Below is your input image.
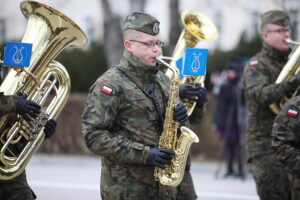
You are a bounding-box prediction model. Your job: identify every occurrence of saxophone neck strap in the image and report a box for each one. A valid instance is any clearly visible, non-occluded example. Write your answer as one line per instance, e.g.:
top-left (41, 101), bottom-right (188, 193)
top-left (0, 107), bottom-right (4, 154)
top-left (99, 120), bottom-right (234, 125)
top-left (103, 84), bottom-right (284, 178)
top-left (116, 65), bottom-right (164, 129)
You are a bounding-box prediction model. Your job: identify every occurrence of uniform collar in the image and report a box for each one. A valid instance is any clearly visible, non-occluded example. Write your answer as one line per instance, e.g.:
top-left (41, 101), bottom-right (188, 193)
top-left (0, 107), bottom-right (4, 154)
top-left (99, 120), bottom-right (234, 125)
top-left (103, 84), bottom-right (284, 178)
top-left (120, 50), bottom-right (159, 82)
top-left (262, 42), bottom-right (290, 61)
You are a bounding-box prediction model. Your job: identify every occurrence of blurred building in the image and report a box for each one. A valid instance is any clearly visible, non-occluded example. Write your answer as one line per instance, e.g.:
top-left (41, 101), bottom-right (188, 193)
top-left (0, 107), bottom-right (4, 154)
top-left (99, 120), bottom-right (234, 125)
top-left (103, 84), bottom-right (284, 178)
top-left (1, 0), bottom-right (299, 50)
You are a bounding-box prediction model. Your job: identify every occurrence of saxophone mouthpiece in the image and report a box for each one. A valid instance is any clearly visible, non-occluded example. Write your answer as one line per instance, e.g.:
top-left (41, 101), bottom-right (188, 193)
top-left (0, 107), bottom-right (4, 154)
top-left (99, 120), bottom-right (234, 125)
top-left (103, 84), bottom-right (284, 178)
top-left (156, 56), bottom-right (177, 61)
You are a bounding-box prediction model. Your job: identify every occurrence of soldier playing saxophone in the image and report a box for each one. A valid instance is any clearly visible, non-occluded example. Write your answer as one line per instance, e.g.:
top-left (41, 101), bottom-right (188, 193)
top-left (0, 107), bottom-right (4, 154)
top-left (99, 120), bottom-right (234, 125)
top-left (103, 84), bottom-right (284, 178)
top-left (82, 12), bottom-right (206, 200)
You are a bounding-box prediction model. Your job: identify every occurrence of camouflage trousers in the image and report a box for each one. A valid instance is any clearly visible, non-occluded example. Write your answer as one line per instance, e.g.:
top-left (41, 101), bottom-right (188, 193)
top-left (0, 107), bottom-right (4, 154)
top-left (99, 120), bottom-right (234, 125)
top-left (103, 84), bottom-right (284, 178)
top-left (249, 154), bottom-right (291, 200)
top-left (176, 170), bottom-right (197, 200)
top-left (286, 169), bottom-right (300, 200)
top-left (0, 171), bottom-right (36, 200)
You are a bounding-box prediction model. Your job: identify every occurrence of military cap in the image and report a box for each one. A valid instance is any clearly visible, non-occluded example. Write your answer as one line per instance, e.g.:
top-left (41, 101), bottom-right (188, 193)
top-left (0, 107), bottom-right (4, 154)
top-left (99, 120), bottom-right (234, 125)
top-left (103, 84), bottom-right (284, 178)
top-left (260, 10), bottom-right (290, 27)
top-left (122, 12), bottom-right (160, 35)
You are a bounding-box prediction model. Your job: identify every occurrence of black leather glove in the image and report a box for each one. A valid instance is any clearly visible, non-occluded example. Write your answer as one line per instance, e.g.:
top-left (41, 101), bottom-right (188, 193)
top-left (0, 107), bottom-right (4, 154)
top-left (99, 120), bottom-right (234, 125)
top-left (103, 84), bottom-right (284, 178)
top-left (179, 83), bottom-right (207, 105)
top-left (146, 147), bottom-right (175, 169)
top-left (16, 95), bottom-right (41, 121)
top-left (174, 102), bottom-right (188, 124)
top-left (44, 119), bottom-right (57, 139)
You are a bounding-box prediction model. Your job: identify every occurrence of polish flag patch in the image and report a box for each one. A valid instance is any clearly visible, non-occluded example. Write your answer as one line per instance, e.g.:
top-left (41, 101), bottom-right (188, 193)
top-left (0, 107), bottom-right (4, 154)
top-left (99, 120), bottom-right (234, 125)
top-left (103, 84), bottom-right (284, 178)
top-left (250, 60), bottom-right (258, 66)
top-left (287, 109), bottom-right (298, 117)
top-left (101, 86), bottom-right (112, 95)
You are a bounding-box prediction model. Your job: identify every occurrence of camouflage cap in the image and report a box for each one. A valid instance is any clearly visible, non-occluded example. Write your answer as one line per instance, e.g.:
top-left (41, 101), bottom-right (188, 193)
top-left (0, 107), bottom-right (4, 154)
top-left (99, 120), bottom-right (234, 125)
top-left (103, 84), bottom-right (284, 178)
top-left (122, 12), bottom-right (160, 35)
top-left (260, 10), bottom-right (290, 27)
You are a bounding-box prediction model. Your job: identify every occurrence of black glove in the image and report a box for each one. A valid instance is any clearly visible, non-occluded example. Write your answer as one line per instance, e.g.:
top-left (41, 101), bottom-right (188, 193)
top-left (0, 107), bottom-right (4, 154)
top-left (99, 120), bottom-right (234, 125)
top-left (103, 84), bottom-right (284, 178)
top-left (146, 147), bottom-right (175, 169)
top-left (285, 73), bottom-right (300, 94)
top-left (44, 119), bottom-right (57, 139)
top-left (16, 95), bottom-right (41, 121)
top-left (179, 83), bottom-right (207, 105)
top-left (174, 102), bottom-right (188, 124)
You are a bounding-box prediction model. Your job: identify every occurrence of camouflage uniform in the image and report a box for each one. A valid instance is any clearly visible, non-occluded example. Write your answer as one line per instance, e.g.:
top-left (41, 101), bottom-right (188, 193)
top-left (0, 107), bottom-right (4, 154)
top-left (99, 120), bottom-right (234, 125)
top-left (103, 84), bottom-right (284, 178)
top-left (0, 93), bottom-right (36, 200)
top-left (272, 96), bottom-right (300, 200)
top-left (242, 10), bottom-right (300, 199)
top-left (243, 43), bottom-right (293, 199)
top-left (177, 92), bottom-right (205, 200)
top-left (189, 102), bottom-right (205, 124)
top-left (82, 12), bottom-right (197, 200)
top-left (83, 50), bottom-right (174, 200)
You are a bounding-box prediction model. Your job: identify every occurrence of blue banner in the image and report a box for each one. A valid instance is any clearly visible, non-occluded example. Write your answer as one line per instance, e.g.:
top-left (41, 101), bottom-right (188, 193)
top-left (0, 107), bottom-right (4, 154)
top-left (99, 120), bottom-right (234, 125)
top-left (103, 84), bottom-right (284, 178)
top-left (182, 48), bottom-right (208, 76)
top-left (3, 41), bottom-right (33, 67)
top-left (176, 57), bottom-right (184, 79)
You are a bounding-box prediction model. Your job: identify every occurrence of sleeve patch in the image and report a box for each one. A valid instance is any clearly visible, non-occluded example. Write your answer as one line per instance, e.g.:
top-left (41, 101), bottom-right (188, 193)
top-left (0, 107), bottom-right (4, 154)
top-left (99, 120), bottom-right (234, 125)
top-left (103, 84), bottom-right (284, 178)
top-left (287, 109), bottom-right (298, 117)
top-left (250, 60), bottom-right (258, 66)
top-left (101, 85), bottom-right (113, 95)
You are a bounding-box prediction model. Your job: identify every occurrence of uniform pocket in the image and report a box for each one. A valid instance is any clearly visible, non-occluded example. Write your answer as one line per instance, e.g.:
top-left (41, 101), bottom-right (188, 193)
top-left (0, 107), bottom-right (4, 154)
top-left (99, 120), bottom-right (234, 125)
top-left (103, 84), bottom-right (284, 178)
top-left (129, 94), bottom-right (147, 101)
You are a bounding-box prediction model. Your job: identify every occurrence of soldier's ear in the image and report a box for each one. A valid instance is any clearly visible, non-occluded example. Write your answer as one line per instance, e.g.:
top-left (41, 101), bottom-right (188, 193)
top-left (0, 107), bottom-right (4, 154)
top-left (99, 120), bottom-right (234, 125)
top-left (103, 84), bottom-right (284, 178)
top-left (124, 40), bottom-right (133, 53)
top-left (261, 31), bottom-right (268, 40)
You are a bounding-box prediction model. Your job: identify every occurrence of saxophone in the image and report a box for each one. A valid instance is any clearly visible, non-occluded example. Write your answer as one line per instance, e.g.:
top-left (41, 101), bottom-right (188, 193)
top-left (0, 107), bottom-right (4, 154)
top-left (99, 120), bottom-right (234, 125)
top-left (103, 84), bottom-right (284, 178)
top-left (154, 56), bottom-right (199, 187)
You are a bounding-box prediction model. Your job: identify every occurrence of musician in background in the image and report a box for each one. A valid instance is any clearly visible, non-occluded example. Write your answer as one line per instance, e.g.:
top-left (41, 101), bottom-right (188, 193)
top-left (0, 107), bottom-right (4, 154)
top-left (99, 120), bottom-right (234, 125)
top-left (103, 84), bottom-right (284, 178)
top-left (0, 69), bottom-right (57, 199)
top-left (272, 94), bottom-right (300, 200)
top-left (82, 12), bottom-right (202, 200)
top-left (242, 10), bottom-right (300, 199)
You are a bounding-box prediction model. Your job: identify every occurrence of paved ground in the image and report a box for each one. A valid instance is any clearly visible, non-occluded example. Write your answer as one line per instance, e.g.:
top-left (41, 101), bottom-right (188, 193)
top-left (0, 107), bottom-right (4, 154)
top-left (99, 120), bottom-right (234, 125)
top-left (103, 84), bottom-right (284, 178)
top-left (26, 154), bottom-right (259, 200)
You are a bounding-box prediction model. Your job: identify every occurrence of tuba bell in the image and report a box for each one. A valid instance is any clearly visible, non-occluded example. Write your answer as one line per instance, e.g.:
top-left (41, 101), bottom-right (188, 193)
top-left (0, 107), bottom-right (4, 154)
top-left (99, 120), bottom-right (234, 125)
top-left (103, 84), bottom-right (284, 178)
top-left (269, 39), bottom-right (300, 114)
top-left (0, 1), bottom-right (88, 180)
top-left (164, 10), bottom-right (219, 116)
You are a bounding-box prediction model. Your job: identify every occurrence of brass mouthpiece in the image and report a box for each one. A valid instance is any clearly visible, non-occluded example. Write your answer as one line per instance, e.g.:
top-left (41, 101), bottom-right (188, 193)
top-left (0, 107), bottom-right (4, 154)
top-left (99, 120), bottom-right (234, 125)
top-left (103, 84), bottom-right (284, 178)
top-left (286, 39), bottom-right (300, 46)
top-left (156, 56), bottom-right (173, 68)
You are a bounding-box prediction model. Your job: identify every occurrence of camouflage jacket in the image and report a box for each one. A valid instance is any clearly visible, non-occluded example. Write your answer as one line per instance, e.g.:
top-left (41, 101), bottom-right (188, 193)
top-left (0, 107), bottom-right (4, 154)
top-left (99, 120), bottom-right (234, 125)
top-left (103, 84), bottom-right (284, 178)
top-left (242, 42), bottom-right (294, 160)
top-left (82, 51), bottom-right (181, 199)
top-left (0, 92), bottom-right (18, 116)
top-left (188, 100), bottom-right (205, 124)
top-left (272, 96), bottom-right (300, 171)
top-left (0, 92), bottom-right (20, 183)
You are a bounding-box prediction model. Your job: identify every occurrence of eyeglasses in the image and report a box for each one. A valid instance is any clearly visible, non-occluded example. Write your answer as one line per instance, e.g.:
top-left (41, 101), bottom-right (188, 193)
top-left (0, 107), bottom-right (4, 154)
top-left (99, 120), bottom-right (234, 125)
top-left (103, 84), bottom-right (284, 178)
top-left (267, 28), bottom-right (291, 35)
top-left (129, 40), bottom-right (164, 48)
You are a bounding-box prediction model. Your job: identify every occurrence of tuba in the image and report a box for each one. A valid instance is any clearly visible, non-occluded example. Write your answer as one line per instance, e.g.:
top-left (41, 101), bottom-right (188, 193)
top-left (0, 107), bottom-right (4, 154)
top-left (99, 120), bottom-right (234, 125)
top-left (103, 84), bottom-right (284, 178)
top-left (154, 56), bottom-right (199, 187)
top-left (269, 39), bottom-right (300, 114)
top-left (165, 10), bottom-right (219, 116)
top-left (0, 1), bottom-right (88, 180)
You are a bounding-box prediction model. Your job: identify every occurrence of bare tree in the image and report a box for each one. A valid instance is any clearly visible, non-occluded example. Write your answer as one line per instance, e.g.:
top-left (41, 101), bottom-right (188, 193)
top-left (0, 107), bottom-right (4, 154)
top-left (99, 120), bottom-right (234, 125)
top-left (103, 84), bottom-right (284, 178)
top-left (100, 0), bottom-right (147, 68)
top-left (168, 0), bottom-right (181, 54)
top-left (101, 0), bottom-right (123, 68)
top-left (130, 0), bottom-right (146, 12)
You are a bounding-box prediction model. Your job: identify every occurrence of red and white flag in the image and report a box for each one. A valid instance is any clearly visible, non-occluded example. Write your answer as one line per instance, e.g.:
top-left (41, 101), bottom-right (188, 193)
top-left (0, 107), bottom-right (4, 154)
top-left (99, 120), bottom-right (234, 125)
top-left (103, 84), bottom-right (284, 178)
top-left (101, 85), bottom-right (112, 95)
top-left (287, 109), bottom-right (298, 117)
top-left (250, 60), bottom-right (258, 66)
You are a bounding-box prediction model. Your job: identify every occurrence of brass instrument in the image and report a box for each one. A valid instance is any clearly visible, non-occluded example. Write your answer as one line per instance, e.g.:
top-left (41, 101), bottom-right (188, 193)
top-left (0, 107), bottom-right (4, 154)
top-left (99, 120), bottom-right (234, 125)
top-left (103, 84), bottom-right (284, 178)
top-left (155, 56), bottom-right (199, 187)
top-left (269, 39), bottom-right (300, 114)
top-left (164, 10), bottom-right (219, 116)
top-left (0, 1), bottom-right (88, 180)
